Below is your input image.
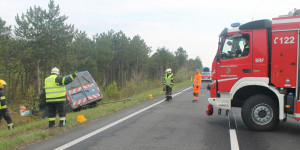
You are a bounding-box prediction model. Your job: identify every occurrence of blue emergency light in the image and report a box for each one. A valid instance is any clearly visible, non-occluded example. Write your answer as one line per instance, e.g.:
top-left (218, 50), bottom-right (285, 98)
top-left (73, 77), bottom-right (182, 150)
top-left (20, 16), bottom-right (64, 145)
top-left (231, 22), bottom-right (240, 27)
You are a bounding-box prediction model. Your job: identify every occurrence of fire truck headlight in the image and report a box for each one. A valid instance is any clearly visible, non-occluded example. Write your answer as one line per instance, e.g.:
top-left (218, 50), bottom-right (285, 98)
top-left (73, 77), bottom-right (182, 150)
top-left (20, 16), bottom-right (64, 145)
top-left (286, 79), bottom-right (290, 84)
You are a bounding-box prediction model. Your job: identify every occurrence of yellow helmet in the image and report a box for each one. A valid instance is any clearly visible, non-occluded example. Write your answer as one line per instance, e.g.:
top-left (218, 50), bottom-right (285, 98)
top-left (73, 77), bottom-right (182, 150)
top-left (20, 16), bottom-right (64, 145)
top-left (0, 79), bottom-right (7, 87)
top-left (51, 67), bottom-right (60, 75)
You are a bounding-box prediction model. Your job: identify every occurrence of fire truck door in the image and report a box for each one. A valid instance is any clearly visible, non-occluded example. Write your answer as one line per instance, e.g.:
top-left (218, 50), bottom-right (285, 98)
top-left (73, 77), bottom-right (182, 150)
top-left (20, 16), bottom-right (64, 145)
top-left (217, 32), bottom-right (252, 92)
top-left (271, 31), bottom-right (298, 88)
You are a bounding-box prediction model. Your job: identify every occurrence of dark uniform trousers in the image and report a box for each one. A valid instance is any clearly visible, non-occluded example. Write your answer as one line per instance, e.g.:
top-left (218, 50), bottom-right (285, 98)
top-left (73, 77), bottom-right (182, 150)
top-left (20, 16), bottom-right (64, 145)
top-left (0, 108), bottom-right (13, 128)
top-left (166, 86), bottom-right (172, 100)
top-left (48, 103), bottom-right (66, 127)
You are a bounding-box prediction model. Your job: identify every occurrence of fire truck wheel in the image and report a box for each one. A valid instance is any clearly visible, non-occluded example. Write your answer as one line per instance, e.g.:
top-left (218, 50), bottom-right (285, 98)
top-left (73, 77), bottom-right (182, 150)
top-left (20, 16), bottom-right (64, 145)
top-left (241, 94), bottom-right (278, 131)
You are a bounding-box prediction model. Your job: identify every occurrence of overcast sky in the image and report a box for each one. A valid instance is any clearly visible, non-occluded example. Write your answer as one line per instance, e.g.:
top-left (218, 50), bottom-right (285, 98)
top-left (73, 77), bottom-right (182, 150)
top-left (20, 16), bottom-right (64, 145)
top-left (0, 0), bottom-right (299, 67)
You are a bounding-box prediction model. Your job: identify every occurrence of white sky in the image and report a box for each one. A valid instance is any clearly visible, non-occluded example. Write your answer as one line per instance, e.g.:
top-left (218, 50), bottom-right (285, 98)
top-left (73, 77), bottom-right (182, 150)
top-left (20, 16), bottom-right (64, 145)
top-left (0, 0), bottom-right (299, 67)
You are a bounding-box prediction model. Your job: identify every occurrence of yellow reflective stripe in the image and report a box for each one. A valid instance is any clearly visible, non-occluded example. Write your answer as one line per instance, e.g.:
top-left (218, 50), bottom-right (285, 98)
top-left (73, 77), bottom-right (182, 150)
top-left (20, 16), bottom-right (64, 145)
top-left (46, 91), bottom-right (65, 98)
top-left (60, 117), bottom-right (66, 121)
top-left (0, 105), bottom-right (7, 109)
top-left (245, 46), bottom-right (249, 48)
top-left (0, 96), bottom-right (5, 100)
top-left (70, 75), bottom-right (74, 80)
top-left (46, 90), bottom-right (66, 94)
top-left (62, 77), bottom-right (65, 85)
top-left (194, 79), bottom-right (201, 82)
top-left (46, 98), bottom-right (66, 102)
top-left (7, 123), bottom-right (13, 127)
top-left (49, 118), bottom-right (56, 121)
top-left (45, 86), bottom-right (62, 89)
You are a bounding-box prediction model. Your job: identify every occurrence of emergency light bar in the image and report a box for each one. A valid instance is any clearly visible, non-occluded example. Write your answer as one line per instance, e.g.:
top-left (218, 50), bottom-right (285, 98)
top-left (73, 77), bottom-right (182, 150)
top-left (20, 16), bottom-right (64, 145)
top-left (231, 22), bottom-right (240, 27)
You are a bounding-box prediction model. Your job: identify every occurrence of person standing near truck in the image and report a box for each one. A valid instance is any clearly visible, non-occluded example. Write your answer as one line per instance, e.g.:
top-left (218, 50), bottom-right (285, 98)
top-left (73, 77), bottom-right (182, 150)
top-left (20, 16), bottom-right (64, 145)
top-left (44, 67), bottom-right (77, 128)
top-left (0, 79), bottom-right (14, 130)
top-left (193, 69), bottom-right (202, 102)
top-left (164, 68), bottom-right (174, 101)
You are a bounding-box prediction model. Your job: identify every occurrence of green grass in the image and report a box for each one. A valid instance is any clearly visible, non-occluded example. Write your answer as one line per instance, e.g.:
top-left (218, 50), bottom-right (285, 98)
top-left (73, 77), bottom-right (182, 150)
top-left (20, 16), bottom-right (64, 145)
top-left (0, 80), bottom-right (192, 150)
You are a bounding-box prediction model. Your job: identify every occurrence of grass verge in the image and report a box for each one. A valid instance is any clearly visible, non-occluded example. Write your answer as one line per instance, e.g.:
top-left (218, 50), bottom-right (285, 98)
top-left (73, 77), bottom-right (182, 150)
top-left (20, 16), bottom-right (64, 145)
top-left (0, 80), bottom-right (192, 150)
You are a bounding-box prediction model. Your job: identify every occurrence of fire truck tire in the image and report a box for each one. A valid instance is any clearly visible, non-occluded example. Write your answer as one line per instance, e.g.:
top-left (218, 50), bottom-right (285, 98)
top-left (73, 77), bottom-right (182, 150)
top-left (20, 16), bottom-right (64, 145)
top-left (241, 94), bottom-right (278, 131)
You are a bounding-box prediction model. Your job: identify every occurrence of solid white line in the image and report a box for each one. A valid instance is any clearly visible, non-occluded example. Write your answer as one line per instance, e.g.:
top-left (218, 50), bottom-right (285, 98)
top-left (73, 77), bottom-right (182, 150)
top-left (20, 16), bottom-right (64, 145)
top-left (230, 129), bottom-right (240, 150)
top-left (232, 109), bottom-right (239, 132)
top-left (229, 109), bottom-right (239, 150)
top-left (54, 86), bottom-right (192, 150)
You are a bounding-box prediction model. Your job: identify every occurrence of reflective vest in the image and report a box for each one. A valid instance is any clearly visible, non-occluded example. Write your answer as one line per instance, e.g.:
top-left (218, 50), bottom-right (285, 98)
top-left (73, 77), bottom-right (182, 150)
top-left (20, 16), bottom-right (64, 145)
top-left (164, 73), bottom-right (174, 86)
top-left (45, 75), bottom-right (66, 103)
top-left (0, 92), bottom-right (7, 109)
top-left (193, 72), bottom-right (202, 87)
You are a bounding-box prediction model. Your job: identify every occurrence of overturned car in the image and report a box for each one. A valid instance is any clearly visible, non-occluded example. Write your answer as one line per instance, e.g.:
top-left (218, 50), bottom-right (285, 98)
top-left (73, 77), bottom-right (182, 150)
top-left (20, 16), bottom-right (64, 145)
top-left (64, 71), bottom-right (103, 111)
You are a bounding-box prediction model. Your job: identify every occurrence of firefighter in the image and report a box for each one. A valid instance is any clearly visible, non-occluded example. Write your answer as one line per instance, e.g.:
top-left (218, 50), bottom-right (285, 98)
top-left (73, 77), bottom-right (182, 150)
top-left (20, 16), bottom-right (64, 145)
top-left (164, 68), bottom-right (174, 101)
top-left (44, 67), bottom-right (77, 128)
top-left (242, 38), bottom-right (250, 56)
top-left (0, 79), bottom-right (14, 130)
top-left (193, 69), bottom-right (202, 102)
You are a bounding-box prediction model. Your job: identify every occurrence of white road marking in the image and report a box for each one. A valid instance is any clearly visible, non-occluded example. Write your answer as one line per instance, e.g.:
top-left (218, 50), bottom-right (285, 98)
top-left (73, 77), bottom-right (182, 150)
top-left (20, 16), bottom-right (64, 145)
top-left (229, 109), bottom-right (240, 150)
top-left (230, 129), bottom-right (239, 150)
top-left (54, 86), bottom-right (192, 150)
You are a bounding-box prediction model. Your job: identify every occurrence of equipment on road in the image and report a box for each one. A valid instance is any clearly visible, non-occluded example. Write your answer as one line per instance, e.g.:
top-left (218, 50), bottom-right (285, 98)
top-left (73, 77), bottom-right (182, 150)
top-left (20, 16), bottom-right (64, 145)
top-left (207, 10), bottom-right (300, 131)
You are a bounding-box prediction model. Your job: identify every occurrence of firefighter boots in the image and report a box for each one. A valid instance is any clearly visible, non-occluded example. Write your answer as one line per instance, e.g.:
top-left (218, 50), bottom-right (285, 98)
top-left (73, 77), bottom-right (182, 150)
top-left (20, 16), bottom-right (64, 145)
top-left (59, 120), bottom-right (66, 127)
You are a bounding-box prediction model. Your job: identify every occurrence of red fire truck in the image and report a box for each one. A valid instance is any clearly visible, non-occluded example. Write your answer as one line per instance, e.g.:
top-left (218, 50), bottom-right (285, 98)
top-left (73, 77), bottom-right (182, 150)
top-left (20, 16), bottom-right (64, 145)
top-left (207, 11), bottom-right (300, 131)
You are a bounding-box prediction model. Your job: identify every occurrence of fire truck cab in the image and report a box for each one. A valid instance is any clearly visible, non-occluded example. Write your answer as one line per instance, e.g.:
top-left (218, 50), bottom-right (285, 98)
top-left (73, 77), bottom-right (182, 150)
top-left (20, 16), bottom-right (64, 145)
top-left (208, 11), bottom-right (300, 131)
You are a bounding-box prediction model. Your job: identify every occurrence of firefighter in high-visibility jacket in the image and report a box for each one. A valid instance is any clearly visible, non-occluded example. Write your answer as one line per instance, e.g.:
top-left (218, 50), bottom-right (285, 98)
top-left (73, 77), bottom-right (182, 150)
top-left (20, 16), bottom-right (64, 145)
top-left (44, 67), bottom-right (77, 128)
top-left (164, 68), bottom-right (174, 101)
top-left (193, 69), bottom-right (202, 102)
top-left (0, 79), bottom-right (14, 130)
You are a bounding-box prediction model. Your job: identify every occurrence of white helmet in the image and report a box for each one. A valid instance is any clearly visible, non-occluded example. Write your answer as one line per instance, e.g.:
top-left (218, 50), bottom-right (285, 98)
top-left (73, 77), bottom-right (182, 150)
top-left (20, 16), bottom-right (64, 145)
top-left (165, 68), bottom-right (172, 73)
top-left (51, 67), bottom-right (60, 75)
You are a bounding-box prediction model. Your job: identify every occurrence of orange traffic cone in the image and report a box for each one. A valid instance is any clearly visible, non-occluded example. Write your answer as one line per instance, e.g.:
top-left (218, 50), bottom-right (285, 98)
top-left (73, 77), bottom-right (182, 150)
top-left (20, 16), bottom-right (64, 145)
top-left (148, 94), bottom-right (153, 99)
top-left (77, 115), bottom-right (87, 123)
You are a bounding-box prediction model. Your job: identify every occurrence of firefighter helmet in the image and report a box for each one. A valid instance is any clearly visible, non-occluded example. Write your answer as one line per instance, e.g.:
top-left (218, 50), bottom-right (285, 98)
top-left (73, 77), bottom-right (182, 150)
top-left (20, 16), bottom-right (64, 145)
top-left (0, 79), bottom-right (7, 87)
top-left (166, 68), bottom-right (172, 73)
top-left (51, 67), bottom-right (60, 75)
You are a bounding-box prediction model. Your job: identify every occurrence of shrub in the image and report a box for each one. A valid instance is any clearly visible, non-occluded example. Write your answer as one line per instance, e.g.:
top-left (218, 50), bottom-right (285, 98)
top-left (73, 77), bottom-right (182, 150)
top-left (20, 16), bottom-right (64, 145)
top-left (104, 81), bottom-right (120, 100)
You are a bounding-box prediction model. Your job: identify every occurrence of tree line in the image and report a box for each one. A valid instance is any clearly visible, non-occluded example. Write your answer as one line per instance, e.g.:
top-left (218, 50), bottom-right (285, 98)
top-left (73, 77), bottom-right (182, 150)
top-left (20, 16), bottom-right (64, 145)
top-left (0, 0), bottom-right (202, 104)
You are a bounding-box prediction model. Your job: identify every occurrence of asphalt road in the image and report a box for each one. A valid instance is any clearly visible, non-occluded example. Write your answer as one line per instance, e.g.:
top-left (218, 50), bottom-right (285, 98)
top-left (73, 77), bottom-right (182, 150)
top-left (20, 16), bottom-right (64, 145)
top-left (20, 82), bottom-right (300, 150)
